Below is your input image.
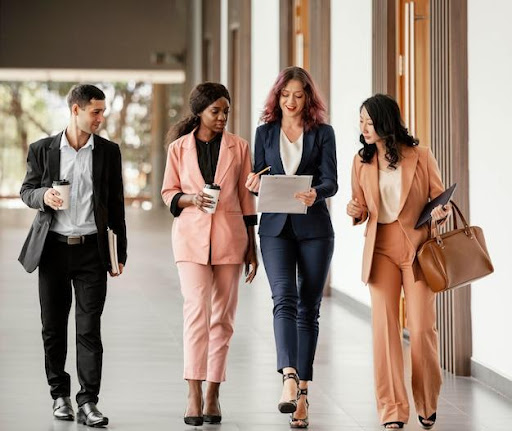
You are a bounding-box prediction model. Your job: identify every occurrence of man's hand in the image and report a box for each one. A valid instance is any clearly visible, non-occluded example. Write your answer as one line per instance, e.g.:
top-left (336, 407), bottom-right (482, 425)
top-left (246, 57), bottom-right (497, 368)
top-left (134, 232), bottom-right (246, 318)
top-left (109, 263), bottom-right (124, 277)
top-left (44, 188), bottom-right (63, 210)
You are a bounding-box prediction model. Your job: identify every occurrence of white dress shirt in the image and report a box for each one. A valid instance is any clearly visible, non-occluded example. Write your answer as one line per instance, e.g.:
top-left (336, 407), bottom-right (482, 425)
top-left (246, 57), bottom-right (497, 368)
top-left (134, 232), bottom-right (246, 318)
top-left (50, 131), bottom-right (97, 236)
top-left (280, 129), bottom-right (303, 175)
top-left (377, 166), bottom-right (402, 224)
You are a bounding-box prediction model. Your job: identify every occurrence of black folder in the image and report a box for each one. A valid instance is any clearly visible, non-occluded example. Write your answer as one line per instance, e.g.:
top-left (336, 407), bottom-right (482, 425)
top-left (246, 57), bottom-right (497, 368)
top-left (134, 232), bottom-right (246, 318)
top-left (414, 183), bottom-right (457, 229)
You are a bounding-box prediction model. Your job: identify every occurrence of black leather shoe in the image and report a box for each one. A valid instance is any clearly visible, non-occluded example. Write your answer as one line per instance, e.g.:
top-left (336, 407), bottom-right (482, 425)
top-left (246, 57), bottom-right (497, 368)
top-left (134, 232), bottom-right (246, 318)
top-left (52, 397), bottom-right (74, 421)
top-left (77, 402), bottom-right (109, 427)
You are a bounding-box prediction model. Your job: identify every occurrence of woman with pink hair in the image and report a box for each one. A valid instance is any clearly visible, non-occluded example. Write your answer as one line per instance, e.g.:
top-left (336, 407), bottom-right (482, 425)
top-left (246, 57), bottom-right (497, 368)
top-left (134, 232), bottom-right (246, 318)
top-left (246, 66), bottom-right (337, 429)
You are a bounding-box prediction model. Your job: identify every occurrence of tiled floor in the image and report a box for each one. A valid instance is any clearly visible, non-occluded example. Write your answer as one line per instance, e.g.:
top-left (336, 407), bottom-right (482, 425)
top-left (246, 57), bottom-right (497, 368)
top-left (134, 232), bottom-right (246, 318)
top-left (1, 206), bottom-right (511, 431)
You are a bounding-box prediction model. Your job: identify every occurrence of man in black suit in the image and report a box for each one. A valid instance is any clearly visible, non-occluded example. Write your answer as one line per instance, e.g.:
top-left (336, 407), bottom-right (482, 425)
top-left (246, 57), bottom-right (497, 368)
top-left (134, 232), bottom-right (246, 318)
top-left (19, 84), bottom-right (127, 427)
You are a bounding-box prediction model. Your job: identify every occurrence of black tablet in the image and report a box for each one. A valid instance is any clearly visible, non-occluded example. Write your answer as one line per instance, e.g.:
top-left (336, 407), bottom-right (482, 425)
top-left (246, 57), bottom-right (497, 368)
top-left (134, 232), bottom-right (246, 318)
top-left (414, 183), bottom-right (457, 229)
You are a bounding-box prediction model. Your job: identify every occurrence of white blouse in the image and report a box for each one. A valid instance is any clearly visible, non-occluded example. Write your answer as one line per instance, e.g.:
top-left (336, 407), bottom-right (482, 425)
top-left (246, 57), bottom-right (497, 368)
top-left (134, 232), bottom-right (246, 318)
top-left (280, 129), bottom-right (303, 175)
top-left (378, 166), bottom-right (402, 224)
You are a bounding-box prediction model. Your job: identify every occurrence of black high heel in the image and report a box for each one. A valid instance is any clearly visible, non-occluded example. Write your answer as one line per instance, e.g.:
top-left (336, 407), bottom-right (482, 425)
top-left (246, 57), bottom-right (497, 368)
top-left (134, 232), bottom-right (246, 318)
top-left (278, 372), bottom-right (300, 413)
top-left (383, 422), bottom-right (404, 429)
top-left (203, 401), bottom-right (222, 424)
top-left (290, 387), bottom-right (309, 428)
top-left (418, 412), bottom-right (436, 429)
top-left (184, 413), bottom-right (203, 426)
top-left (184, 400), bottom-right (204, 426)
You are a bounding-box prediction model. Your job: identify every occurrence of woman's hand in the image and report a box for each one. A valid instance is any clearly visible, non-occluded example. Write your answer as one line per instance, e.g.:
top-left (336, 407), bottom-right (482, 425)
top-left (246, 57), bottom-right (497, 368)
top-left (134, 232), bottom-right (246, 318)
top-left (181, 192), bottom-right (215, 212)
top-left (244, 245), bottom-right (258, 283)
top-left (431, 203), bottom-right (452, 228)
top-left (294, 188), bottom-right (317, 207)
top-left (346, 198), bottom-right (364, 219)
top-left (245, 172), bottom-right (261, 193)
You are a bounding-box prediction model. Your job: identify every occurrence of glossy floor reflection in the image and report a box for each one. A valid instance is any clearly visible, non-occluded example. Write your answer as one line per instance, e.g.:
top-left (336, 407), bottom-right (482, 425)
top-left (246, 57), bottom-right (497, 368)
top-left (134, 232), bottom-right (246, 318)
top-left (1, 206), bottom-right (511, 431)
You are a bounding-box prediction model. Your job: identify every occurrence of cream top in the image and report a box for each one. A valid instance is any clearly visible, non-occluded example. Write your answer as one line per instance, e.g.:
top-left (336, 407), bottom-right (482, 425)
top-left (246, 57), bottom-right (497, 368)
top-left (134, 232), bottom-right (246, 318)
top-left (378, 166), bottom-right (402, 224)
top-left (280, 129), bottom-right (303, 175)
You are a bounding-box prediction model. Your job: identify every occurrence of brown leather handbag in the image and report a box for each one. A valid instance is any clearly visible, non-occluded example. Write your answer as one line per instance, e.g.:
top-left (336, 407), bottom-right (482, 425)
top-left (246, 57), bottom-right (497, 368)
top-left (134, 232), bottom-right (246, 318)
top-left (417, 201), bottom-right (494, 293)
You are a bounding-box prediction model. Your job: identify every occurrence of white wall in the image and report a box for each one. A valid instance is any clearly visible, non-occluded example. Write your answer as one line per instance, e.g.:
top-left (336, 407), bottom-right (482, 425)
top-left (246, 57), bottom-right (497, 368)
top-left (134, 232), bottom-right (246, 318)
top-left (468, 0), bottom-right (512, 380)
top-left (250, 0), bottom-right (280, 142)
top-left (329, 0), bottom-right (373, 305)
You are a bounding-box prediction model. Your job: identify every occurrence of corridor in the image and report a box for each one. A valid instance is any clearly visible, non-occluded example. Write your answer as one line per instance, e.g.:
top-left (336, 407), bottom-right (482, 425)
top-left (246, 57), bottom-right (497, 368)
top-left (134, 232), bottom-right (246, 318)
top-left (1, 206), bottom-right (511, 431)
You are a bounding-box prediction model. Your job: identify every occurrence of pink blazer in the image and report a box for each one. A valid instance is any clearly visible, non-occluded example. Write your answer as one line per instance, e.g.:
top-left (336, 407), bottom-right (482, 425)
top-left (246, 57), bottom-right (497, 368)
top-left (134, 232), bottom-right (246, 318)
top-left (161, 130), bottom-right (256, 265)
top-left (351, 145), bottom-right (444, 284)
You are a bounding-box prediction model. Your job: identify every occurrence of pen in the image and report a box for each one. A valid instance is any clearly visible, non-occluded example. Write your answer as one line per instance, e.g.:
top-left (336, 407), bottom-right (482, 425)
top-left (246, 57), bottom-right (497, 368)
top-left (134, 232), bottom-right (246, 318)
top-left (254, 166), bottom-right (271, 176)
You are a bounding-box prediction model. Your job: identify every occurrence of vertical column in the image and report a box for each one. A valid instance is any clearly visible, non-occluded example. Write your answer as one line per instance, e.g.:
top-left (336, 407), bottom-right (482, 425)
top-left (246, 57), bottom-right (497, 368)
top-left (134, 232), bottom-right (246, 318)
top-left (184, 0), bottom-right (204, 99)
top-left (220, 0), bottom-right (229, 85)
top-left (372, 0), bottom-right (397, 96)
top-left (150, 84), bottom-right (168, 207)
top-left (309, 0), bottom-right (330, 110)
top-left (431, 0), bottom-right (470, 376)
top-left (192, 0), bottom-right (203, 86)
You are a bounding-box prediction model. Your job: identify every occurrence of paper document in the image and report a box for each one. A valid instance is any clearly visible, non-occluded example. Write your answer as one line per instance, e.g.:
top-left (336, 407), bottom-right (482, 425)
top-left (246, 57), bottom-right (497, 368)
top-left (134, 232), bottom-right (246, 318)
top-left (107, 228), bottom-right (120, 274)
top-left (257, 175), bottom-right (313, 214)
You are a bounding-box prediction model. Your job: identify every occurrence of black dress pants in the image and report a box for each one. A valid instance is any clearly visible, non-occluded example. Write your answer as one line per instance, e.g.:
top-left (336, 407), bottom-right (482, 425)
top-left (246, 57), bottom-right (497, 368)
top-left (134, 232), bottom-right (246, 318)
top-left (38, 235), bottom-right (107, 406)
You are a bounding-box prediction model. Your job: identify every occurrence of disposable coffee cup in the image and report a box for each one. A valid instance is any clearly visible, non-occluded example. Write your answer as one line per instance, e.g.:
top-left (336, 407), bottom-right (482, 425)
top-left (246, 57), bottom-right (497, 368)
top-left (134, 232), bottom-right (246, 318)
top-left (203, 183), bottom-right (221, 214)
top-left (52, 180), bottom-right (70, 210)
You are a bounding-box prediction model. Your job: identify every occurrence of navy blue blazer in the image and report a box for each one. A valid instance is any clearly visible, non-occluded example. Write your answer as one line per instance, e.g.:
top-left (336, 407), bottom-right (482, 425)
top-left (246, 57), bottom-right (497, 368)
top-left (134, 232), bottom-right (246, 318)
top-left (254, 122), bottom-right (338, 239)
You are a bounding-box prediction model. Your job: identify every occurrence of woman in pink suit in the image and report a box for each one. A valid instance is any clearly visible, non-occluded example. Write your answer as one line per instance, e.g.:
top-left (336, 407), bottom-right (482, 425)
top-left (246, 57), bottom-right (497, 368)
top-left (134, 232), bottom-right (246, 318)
top-left (161, 82), bottom-right (258, 426)
top-left (346, 94), bottom-right (451, 430)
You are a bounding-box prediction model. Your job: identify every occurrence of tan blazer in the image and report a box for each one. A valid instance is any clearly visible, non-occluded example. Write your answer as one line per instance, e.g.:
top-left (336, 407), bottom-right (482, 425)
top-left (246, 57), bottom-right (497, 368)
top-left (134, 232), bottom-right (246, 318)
top-left (162, 129), bottom-right (256, 265)
top-left (351, 145), bottom-right (444, 284)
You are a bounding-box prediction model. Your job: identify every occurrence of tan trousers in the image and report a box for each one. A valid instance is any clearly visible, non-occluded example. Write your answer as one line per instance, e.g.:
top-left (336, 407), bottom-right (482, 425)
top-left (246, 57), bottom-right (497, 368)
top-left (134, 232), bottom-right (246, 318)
top-left (369, 221), bottom-right (442, 424)
top-left (177, 262), bottom-right (242, 383)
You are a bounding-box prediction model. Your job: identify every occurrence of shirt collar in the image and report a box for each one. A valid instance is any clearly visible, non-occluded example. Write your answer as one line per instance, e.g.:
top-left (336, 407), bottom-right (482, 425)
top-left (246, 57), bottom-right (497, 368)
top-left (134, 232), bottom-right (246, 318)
top-left (60, 129), bottom-right (95, 150)
top-left (194, 132), bottom-right (222, 146)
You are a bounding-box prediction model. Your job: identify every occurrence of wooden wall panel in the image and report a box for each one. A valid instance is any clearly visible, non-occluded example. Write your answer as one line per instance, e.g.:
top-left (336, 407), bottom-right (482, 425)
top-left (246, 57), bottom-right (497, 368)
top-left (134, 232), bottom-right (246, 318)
top-left (431, 0), bottom-right (471, 376)
top-left (372, 0), bottom-right (397, 96)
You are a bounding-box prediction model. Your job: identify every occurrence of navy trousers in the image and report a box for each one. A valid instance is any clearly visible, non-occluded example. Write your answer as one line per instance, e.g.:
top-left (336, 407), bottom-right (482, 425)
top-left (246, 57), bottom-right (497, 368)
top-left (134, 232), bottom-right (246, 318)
top-left (260, 219), bottom-right (334, 381)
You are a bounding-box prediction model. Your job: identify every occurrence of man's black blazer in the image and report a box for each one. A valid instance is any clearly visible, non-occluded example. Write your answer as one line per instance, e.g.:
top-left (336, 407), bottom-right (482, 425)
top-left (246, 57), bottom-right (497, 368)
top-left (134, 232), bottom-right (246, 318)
top-left (18, 132), bottom-right (127, 273)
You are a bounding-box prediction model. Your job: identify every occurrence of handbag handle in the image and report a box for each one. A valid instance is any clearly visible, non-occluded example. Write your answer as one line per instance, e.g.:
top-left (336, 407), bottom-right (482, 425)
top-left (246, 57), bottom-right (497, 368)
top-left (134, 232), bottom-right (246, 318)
top-left (429, 200), bottom-right (474, 247)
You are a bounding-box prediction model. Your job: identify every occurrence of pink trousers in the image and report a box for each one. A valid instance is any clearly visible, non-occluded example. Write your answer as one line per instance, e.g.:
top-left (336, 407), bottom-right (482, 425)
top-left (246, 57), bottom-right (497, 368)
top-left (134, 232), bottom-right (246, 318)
top-left (369, 221), bottom-right (442, 424)
top-left (177, 262), bottom-right (242, 383)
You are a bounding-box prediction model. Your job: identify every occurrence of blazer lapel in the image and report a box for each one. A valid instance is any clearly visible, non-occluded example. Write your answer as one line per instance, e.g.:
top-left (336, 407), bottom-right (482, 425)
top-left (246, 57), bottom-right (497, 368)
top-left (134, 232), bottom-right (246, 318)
top-left (182, 131), bottom-right (207, 188)
top-left (295, 128), bottom-right (315, 174)
top-left (214, 132), bottom-right (235, 185)
top-left (48, 133), bottom-right (62, 183)
top-left (92, 135), bottom-right (104, 199)
top-left (398, 145), bottom-right (419, 213)
top-left (267, 123), bottom-right (285, 174)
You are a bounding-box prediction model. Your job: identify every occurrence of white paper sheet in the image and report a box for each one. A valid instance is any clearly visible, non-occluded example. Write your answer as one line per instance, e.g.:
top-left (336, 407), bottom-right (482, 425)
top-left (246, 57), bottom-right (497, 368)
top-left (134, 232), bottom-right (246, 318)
top-left (256, 175), bottom-right (313, 214)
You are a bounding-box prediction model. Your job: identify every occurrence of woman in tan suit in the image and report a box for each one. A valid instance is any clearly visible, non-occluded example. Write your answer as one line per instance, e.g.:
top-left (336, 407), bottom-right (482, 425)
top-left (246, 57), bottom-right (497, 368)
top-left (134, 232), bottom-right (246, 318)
top-left (161, 82), bottom-right (258, 426)
top-left (346, 94), bottom-right (451, 430)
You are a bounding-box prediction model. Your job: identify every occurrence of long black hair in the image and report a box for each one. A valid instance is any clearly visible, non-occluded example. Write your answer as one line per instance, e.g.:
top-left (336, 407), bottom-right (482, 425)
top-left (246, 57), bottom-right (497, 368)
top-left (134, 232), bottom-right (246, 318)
top-left (358, 94), bottom-right (418, 169)
top-left (168, 82), bottom-right (231, 142)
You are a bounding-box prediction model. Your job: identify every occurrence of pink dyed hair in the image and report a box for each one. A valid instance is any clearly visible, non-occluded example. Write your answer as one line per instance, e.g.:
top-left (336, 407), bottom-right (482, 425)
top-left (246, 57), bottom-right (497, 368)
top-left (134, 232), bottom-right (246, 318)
top-left (260, 66), bottom-right (328, 131)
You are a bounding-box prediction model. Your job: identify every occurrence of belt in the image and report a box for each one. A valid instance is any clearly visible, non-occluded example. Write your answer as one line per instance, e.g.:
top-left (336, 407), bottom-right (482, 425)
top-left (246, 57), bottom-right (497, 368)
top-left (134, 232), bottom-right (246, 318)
top-left (49, 232), bottom-right (98, 245)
